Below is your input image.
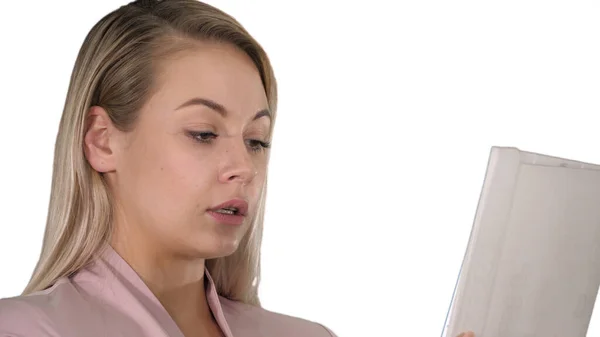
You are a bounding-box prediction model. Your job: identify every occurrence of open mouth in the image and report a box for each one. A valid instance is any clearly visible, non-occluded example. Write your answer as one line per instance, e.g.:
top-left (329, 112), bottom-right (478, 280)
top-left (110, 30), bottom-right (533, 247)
top-left (209, 198), bottom-right (248, 217)
top-left (213, 207), bottom-right (240, 215)
top-left (208, 199), bottom-right (248, 226)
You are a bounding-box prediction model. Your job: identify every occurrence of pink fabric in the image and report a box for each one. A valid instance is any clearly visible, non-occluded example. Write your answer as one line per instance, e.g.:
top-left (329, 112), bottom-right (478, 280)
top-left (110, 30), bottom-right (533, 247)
top-left (0, 245), bottom-right (336, 337)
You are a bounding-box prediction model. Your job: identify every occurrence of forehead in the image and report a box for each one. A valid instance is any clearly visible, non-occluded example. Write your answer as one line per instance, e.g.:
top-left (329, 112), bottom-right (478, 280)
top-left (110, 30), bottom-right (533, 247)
top-left (150, 42), bottom-right (268, 113)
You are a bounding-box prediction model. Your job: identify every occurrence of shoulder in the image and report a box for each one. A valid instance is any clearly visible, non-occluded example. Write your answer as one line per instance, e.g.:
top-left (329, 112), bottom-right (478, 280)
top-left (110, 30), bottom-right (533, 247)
top-left (0, 278), bottom-right (102, 337)
top-left (219, 297), bottom-right (337, 337)
top-left (0, 294), bottom-right (59, 336)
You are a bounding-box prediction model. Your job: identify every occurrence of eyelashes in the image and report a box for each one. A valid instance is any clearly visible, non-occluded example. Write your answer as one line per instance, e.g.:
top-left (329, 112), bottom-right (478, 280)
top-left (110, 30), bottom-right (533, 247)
top-left (190, 131), bottom-right (217, 143)
top-left (247, 139), bottom-right (272, 152)
top-left (187, 131), bottom-right (271, 153)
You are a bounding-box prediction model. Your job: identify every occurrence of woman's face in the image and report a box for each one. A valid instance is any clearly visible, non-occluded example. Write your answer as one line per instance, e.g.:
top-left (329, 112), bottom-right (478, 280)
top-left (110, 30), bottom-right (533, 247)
top-left (104, 42), bottom-right (270, 259)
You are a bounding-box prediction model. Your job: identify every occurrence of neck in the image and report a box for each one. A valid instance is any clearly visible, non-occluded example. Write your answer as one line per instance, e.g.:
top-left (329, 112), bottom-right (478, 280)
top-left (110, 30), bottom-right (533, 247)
top-left (110, 226), bottom-right (215, 332)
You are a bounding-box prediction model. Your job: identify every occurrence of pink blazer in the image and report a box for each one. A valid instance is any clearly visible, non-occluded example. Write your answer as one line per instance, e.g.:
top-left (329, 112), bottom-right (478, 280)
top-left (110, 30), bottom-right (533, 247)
top-left (0, 245), bottom-right (336, 337)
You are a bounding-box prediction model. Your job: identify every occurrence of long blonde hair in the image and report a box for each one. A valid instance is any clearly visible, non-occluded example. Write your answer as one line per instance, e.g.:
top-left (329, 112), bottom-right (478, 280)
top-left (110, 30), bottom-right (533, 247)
top-left (23, 0), bottom-right (277, 307)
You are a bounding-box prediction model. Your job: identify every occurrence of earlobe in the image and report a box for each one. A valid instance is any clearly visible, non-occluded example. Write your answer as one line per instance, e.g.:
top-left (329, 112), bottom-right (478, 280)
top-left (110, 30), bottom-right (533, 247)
top-left (84, 106), bottom-right (117, 173)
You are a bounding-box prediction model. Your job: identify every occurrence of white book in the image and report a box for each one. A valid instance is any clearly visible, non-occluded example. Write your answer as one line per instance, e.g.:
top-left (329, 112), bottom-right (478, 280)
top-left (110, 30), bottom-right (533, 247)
top-left (442, 146), bottom-right (600, 337)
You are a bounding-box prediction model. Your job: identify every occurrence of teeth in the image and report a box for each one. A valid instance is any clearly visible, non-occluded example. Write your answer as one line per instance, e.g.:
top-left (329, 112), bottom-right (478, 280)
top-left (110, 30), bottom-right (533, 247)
top-left (214, 207), bottom-right (238, 215)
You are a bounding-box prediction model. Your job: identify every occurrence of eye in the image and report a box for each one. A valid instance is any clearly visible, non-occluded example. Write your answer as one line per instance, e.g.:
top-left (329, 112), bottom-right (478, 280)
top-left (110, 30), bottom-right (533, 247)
top-left (246, 139), bottom-right (271, 153)
top-left (188, 131), bottom-right (217, 144)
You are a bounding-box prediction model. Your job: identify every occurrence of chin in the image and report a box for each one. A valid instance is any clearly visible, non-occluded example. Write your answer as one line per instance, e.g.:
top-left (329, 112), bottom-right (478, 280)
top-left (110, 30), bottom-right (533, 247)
top-left (209, 238), bottom-right (241, 258)
top-left (184, 234), bottom-right (242, 260)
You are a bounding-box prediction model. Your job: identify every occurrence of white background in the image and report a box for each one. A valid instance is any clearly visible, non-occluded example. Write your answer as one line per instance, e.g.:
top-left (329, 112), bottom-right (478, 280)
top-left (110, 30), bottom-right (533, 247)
top-left (1, 1), bottom-right (600, 336)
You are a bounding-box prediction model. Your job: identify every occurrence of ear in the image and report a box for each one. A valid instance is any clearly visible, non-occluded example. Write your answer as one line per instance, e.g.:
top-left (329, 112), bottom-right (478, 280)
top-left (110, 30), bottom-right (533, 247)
top-left (84, 106), bottom-right (118, 173)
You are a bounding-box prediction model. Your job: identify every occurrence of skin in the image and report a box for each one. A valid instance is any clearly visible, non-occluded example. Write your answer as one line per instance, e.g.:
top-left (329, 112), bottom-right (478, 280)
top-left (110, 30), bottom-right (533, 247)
top-left (84, 41), bottom-right (271, 337)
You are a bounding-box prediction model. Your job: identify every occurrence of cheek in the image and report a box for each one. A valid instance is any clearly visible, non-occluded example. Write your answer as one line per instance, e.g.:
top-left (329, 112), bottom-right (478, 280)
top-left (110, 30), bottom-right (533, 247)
top-left (158, 147), bottom-right (216, 199)
top-left (123, 136), bottom-right (211, 208)
top-left (249, 170), bottom-right (267, 204)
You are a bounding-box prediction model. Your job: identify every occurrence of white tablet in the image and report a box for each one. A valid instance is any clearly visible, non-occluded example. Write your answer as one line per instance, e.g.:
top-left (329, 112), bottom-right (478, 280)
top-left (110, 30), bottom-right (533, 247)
top-left (442, 146), bottom-right (600, 337)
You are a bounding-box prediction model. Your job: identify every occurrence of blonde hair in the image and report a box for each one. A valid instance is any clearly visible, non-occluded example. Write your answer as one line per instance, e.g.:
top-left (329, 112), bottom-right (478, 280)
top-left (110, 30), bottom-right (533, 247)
top-left (23, 0), bottom-right (277, 307)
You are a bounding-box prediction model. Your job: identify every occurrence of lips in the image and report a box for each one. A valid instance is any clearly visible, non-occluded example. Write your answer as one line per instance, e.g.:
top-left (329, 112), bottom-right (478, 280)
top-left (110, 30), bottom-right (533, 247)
top-left (208, 198), bottom-right (249, 218)
top-left (207, 198), bottom-right (248, 226)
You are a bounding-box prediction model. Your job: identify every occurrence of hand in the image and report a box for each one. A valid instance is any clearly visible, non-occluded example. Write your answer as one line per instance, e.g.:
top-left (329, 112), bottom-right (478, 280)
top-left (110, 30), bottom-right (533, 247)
top-left (457, 332), bottom-right (475, 337)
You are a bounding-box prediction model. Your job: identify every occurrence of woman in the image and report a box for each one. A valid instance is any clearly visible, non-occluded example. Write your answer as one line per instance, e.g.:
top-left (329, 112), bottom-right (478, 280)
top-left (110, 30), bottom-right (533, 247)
top-left (0, 0), bottom-right (335, 336)
top-left (0, 1), bottom-right (475, 336)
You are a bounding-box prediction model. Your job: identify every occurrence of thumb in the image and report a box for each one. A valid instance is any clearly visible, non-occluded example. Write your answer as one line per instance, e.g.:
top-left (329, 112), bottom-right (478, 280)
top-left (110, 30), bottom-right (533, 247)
top-left (457, 332), bottom-right (475, 337)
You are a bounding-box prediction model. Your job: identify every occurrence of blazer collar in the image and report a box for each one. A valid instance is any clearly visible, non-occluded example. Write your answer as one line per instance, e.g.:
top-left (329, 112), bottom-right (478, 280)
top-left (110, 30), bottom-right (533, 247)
top-left (94, 244), bottom-right (234, 337)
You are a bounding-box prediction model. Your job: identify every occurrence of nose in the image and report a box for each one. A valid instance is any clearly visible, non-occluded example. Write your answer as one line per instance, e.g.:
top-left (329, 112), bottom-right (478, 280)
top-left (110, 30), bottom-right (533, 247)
top-left (217, 140), bottom-right (257, 185)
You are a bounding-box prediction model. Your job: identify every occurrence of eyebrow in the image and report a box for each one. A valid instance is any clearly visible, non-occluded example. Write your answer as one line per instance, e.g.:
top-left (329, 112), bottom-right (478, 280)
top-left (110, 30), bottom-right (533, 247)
top-left (175, 97), bottom-right (271, 121)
